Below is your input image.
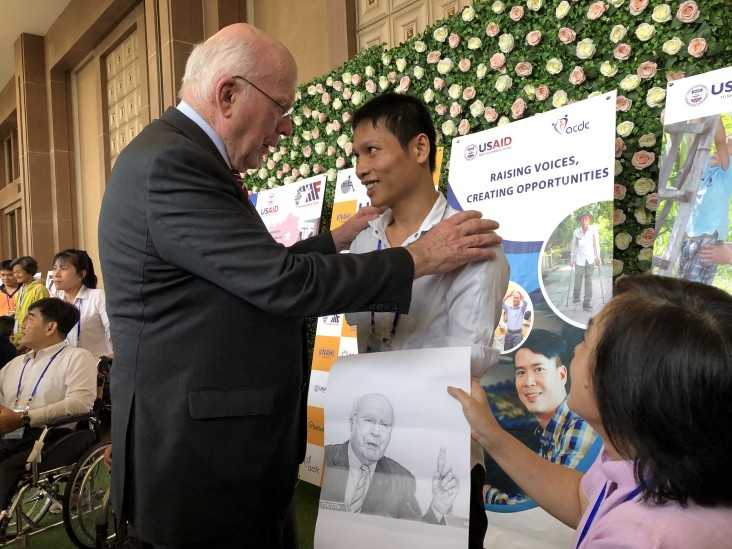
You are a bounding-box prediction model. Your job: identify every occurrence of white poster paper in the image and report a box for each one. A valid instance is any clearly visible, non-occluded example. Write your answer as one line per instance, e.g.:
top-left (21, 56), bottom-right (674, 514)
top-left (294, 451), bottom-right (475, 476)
top-left (314, 347), bottom-right (471, 549)
top-left (664, 66), bottom-right (732, 125)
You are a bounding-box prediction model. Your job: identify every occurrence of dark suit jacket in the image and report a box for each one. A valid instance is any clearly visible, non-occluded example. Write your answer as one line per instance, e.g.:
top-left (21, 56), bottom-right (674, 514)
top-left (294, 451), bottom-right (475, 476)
top-left (321, 442), bottom-right (441, 524)
top-left (98, 107), bottom-right (414, 544)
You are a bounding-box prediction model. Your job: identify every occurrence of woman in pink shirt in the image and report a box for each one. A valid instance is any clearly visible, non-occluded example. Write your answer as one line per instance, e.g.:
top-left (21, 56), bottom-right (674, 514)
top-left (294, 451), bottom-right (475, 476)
top-left (450, 275), bottom-right (732, 548)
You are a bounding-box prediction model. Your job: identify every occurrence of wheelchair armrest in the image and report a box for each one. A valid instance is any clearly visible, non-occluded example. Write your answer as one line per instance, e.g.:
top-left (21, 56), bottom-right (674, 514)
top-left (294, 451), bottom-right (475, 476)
top-left (44, 411), bottom-right (97, 430)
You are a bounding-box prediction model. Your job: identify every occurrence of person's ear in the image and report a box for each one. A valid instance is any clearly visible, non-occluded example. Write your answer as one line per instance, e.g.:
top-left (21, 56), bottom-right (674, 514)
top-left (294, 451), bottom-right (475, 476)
top-left (44, 321), bottom-right (58, 338)
top-left (216, 77), bottom-right (238, 118)
top-left (559, 364), bottom-right (568, 385)
top-left (412, 133), bottom-right (431, 166)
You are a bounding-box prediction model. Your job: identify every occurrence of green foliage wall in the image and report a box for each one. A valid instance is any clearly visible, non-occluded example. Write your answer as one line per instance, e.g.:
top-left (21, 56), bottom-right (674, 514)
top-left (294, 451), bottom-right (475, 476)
top-left (243, 0), bottom-right (732, 276)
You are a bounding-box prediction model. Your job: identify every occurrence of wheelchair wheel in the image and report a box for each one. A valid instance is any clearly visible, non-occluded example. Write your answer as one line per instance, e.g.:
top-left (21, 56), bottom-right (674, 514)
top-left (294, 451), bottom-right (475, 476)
top-left (63, 441), bottom-right (113, 549)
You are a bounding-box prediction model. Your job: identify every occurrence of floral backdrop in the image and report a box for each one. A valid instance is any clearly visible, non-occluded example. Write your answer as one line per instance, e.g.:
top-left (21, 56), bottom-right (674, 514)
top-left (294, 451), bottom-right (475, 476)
top-left (242, 0), bottom-right (732, 277)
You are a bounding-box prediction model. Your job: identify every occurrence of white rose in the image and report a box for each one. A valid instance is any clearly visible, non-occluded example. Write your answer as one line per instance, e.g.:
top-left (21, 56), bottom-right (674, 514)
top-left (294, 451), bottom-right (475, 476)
top-left (646, 87), bottom-right (666, 107)
top-left (556, 1), bottom-right (570, 19)
top-left (414, 41), bottom-right (427, 53)
top-left (546, 58), bottom-right (564, 75)
top-left (638, 133), bottom-right (656, 147)
top-left (523, 84), bottom-right (535, 98)
top-left (434, 26), bottom-right (449, 42)
top-left (495, 75), bottom-right (513, 92)
top-left (378, 76), bottom-right (389, 90)
top-left (314, 142), bottom-right (326, 155)
top-left (302, 130), bottom-right (312, 141)
top-left (497, 116), bottom-right (510, 126)
top-left (635, 23), bottom-right (656, 42)
top-left (437, 58), bottom-right (454, 74)
top-left (442, 120), bottom-right (457, 136)
top-left (476, 63), bottom-right (488, 79)
top-left (638, 248), bottom-right (653, 261)
top-left (576, 38), bottom-right (596, 60)
top-left (609, 24), bottom-right (627, 43)
top-left (527, 0), bottom-right (543, 10)
top-left (423, 89), bottom-right (435, 103)
top-left (600, 61), bottom-right (618, 77)
top-left (272, 152), bottom-right (282, 162)
top-left (634, 207), bottom-right (652, 224)
top-left (462, 5), bottom-right (476, 20)
top-left (469, 100), bottom-right (485, 117)
top-left (352, 91), bottom-right (364, 105)
top-left (662, 36), bottom-right (684, 55)
top-left (365, 65), bottom-right (375, 77)
top-left (413, 66), bottom-right (424, 79)
top-left (468, 37), bottom-right (482, 50)
top-left (257, 168), bottom-right (267, 179)
top-left (448, 84), bottom-right (463, 100)
top-left (615, 160), bottom-right (624, 176)
top-left (292, 115), bottom-right (302, 127)
top-left (612, 259), bottom-right (624, 276)
top-left (492, 1), bottom-right (506, 14)
top-left (498, 33), bottom-right (515, 53)
top-left (332, 98), bottom-right (342, 110)
top-left (617, 120), bottom-right (635, 137)
top-left (615, 233), bottom-right (632, 250)
top-left (651, 4), bottom-right (672, 22)
top-left (609, 0), bottom-right (625, 6)
top-left (341, 72), bottom-right (352, 83)
top-left (381, 53), bottom-right (392, 65)
top-left (634, 177), bottom-right (655, 195)
top-left (396, 58), bottom-right (407, 72)
top-left (619, 74), bottom-right (641, 91)
top-left (588, 91), bottom-right (602, 98)
top-left (552, 90), bottom-right (568, 108)
top-left (336, 134), bottom-right (349, 148)
top-left (299, 164), bottom-right (311, 178)
top-left (326, 168), bottom-right (337, 182)
top-left (307, 85), bottom-right (317, 96)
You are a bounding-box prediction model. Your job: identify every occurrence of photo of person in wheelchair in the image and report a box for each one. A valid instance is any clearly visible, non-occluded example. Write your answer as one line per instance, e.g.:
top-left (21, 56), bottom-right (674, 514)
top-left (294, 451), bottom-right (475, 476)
top-left (0, 298), bottom-right (97, 535)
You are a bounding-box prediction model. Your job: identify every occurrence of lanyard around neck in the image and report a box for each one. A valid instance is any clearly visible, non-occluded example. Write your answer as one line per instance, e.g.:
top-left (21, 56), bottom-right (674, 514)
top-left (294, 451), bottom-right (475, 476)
top-left (575, 482), bottom-right (643, 548)
top-left (370, 240), bottom-right (400, 342)
top-left (15, 346), bottom-right (67, 407)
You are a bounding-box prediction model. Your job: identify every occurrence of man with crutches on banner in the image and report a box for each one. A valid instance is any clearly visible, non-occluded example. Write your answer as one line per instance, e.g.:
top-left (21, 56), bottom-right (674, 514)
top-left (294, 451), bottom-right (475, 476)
top-left (570, 211), bottom-right (601, 311)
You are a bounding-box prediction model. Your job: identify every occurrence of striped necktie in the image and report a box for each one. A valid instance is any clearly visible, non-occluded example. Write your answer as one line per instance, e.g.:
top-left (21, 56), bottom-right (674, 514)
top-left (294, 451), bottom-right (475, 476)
top-left (349, 465), bottom-right (369, 513)
top-left (231, 169), bottom-right (249, 198)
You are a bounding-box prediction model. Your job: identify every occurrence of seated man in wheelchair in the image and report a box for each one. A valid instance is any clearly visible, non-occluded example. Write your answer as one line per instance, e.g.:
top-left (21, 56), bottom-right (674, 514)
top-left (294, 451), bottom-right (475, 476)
top-left (0, 298), bottom-right (97, 509)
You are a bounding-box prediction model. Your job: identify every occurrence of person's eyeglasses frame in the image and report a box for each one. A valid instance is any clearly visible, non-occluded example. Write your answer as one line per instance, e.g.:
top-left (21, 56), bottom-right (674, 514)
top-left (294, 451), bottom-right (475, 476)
top-left (231, 75), bottom-right (294, 118)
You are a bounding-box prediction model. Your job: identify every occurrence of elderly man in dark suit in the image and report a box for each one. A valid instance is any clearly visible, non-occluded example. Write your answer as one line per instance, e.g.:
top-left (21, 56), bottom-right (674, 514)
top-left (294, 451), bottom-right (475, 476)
top-left (99, 22), bottom-right (500, 549)
top-left (321, 393), bottom-right (459, 523)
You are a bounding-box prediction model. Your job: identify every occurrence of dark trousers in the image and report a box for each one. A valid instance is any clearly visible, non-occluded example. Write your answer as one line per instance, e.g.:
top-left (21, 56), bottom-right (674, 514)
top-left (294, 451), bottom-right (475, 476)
top-left (470, 464), bottom-right (488, 549)
top-left (573, 261), bottom-right (594, 305)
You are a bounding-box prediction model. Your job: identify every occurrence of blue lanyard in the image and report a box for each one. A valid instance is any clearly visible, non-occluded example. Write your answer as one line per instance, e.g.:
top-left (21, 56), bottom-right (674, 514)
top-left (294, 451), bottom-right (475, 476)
top-left (370, 240), bottom-right (400, 341)
top-left (575, 482), bottom-right (643, 548)
top-left (14, 346), bottom-right (67, 407)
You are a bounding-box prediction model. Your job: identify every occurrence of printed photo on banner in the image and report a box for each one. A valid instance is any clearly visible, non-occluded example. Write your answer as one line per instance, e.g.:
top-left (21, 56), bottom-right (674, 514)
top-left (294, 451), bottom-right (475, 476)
top-left (653, 66), bottom-right (732, 294)
top-left (447, 92), bottom-right (614, 542)
top-left (314, 347), bottom-right (471, 549)
top-left (494, 281), bottom-right (533, 354)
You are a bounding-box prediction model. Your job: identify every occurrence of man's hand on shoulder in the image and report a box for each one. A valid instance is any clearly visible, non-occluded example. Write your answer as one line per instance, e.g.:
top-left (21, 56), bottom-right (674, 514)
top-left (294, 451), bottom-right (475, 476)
top-left (330, 206), bottom-right (387, 252)
top-left (407, 211), bottom-right (501, 279)
top-left (0, 404), bottom-right (23, 435)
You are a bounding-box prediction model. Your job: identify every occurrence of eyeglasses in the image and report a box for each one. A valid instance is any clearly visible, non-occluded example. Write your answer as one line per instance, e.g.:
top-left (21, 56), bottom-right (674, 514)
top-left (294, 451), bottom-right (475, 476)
top-left (232, 75), bottom-right (294, 118)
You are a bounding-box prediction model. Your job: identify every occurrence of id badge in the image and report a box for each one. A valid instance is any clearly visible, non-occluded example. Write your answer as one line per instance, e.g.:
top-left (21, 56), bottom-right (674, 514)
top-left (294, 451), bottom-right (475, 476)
top-left (4, 407), bottom-right (27, 440)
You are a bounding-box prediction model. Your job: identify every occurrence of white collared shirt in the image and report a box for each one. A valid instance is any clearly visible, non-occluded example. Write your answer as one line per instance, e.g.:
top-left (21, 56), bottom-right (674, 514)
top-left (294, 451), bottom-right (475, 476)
top-left (58, 286), bottom-right (112, 358)
top-left (346, 193), bottom-right (510, 379)
top-left (0, 341), bottom-right (97, 427)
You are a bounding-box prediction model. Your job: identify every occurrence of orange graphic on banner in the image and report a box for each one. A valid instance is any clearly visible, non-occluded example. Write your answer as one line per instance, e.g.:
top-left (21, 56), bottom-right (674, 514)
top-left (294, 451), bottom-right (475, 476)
top-left (341, 320), bottom-right (357, 338)
top-left (330, 200), bottom-right (358, 230)
top-left (312, 335), bottom-right (341, 371)
top-left (306, 406), bottom-right (325, 446)
top-left (432, 146), bottom-right (444, 187)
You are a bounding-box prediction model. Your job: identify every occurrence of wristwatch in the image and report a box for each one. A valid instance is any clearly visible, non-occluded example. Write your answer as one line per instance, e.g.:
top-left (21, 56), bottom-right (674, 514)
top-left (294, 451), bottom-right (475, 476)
top-left (21, 409), bottom-right (30, 428)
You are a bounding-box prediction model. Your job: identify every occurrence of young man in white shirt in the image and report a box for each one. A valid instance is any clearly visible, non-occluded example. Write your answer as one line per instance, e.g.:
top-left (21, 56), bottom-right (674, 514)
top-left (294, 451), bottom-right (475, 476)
top-left (345, 93), bottom-right (509, 548)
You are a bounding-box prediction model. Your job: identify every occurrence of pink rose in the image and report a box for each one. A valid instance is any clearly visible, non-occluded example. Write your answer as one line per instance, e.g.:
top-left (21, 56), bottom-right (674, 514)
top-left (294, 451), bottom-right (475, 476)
top-left (458, 119), bottom-right (471, 136)
top-left (344, 142), bottom-right (353, 155)
top-left (613, 209), bottom-right (626, 225)
top-left (449, 33), bottom-right (461, 48)
top-left (276, 170), bottom-right (283, 179)
top-left (335, 157), bottom-right (345, 169)
top-left (688, 37), bottom-right (708, 59)
top-left (291, 169), bottom-right (300, 179)
top-left (342, 88), bottom-right (352, 100)
top-left (569, 66), bottom-right (586, 86)
top-left (365, 79), bottom-right (377, 93)
top-left (614, 184), bottom-right (627, 200)
top-left (535, 84), bottom-right (550, 101)
top-left (312, 127), bottom-right (321, 139)
top-left (342, 112), bottom-right (352, 123)
top-left (352, 74), bottom-right (362, 86)
top-left (490, 53), bottom-right (506, 71)
top-left (333, 81), bottom-right (343, 92)
top-left (510, 6), bottom-right (524, 21)
top-left (399, 76), bottom-right (411, 91)
top-left (280, 146), bottom-right (287, 154)
top-left (282, 163), bottom-right (291, 173)
top-left (486, 23), bottom-right (500, 38)
top-left (631, 150), bottom-right (656, 169)
top-left (637, 61), bottom-right (657, 80)
top-left (629, 0), bottom-right (649, 16)
top-left (387, 71), bottom-right (398, 83)
top-left (459, 58), bottom-right (472, 72)
top-left (434, 77), bottom-right (446, 90)
top-left (450, 102), bottom-right (463, 117)
top-left (327, 146), bottom-right (336, 156)
top-left (613, 43), bottom-right (631, 60)
top-left (427, 51), bottom-right (441, 64)
top-left (267, 159), bottom-right (275, 169)
top-left (313, 164), bottom-right (322, 174)
top-left (318, 113), bottom-right (327, 123)
top-left (645, 193), bottom-right (658, 211)
top-left (462, 86), bottom-right (476, 100)
top-left (321, 92), bottom-right (331, 105)
top-left (315, 83), bottom-right (325, 93)
top-left (516, 62), bottom-right (533, 77)
top-left (302, 107), bottom-right (312, 118)
top-left (558, 27), bottom-right (576, 44)
top-left (587, 1), bottom-right (608, 20)
top-left (676, 1), bottom-right (700, 23)
top-left (666, 71), bottom-right (686, 82)
top-left (636, 228), bottom-right (656, 248)
top-left (615, 137), bottom-right (626, 157)
top-left (484, 107), bottom-right (499, 122)
top-left (332, 120), bottom-right (342, 132)
top-left (616, 96), bottom-right (633, 112)
top-left (511, 98), bottom-right (527, 119)
top-left (526, 30), bottom-right (542, 46)
top-left (435, 104), bottom-right (448, 116)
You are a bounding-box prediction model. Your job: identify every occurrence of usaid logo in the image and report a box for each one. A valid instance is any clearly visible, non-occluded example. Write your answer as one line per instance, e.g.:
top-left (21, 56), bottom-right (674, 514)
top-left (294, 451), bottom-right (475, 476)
top-left (685, 85), bottom-right (709, 106)
top-left (464, 144), bottom-right (478, 161)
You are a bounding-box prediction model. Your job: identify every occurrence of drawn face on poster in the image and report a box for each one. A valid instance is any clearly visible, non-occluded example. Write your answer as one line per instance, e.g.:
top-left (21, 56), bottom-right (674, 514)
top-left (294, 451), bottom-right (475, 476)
top-left (539, 202), bottom-right (614, 329)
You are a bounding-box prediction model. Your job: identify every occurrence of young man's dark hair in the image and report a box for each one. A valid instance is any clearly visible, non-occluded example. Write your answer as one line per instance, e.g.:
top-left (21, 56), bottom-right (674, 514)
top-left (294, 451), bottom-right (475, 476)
top-left (0, 316), bottom-right (13, 340)
top-left (351, 92), bottom-right (438, 173)
top-left (517, 328), bottom-right (566, 369)
top-left (10, 256), bottom-right (38, 277)
top-left (28, 298), bottom-right (80, 337)
top-left (0, 261), bottom-right (12, 272)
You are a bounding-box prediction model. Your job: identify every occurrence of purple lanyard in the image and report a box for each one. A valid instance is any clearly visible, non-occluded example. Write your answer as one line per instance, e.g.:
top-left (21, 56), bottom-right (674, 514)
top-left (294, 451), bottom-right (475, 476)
top-left (14, 346), bottom-right (67, 407)
top-left (576, 482), bottom-right (643, 548)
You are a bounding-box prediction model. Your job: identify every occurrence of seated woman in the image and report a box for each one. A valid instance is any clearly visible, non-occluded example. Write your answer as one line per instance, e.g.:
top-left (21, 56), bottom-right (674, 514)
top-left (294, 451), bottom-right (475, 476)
top-left (51, 249), bottom-right (112, 358)
top-left (11, 256), bottom-right (50, 349)
top-left (449, 275), bottom-right (732, 547)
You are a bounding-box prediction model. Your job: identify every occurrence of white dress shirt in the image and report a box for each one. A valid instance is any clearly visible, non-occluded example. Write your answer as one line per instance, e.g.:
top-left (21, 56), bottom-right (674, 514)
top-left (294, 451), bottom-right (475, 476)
top-left (573, 225), bottom-right (599, 265)
top-left (0, 341), bottom-right (97, 427)
top-left (58, 286), bottom-right (113, 358)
